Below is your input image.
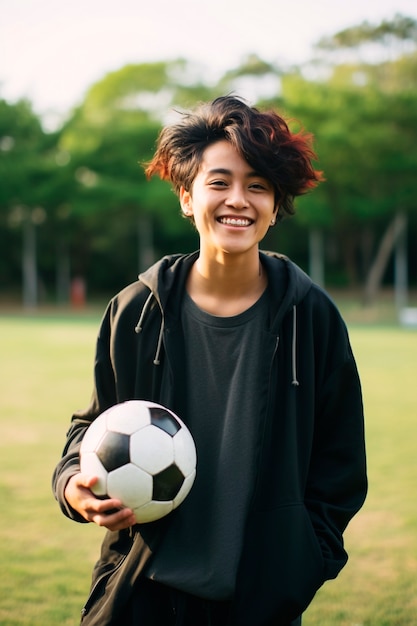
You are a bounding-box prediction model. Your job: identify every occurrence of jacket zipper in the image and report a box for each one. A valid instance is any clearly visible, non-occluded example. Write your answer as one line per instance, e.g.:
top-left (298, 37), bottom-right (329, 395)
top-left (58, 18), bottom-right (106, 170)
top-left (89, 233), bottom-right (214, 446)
top-left (249, 335), bottom-right (279, 506)
top-left (80, 551), bottom-right (129, 619)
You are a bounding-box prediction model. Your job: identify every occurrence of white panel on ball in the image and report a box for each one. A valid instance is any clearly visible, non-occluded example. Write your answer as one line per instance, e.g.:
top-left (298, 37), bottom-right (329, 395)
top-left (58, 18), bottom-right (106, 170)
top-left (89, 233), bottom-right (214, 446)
top-left (81, 418), bottom-right (108, 454)
top-left (80, 451), bottom-right (109, 496)
top-left (134, 499), bottom-right (174, 523)
top-left (173, 428), bottom-right (197, 476)
top-left (130, 426), bottom-right (174, 474)
top-left (107, 463), bottom-right (152, 509)
top-left (106, 401), bottom-right (150, 434)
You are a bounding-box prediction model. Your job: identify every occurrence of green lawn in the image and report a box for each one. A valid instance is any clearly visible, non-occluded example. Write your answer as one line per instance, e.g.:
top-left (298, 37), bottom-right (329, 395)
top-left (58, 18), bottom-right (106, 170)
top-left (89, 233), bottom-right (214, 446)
top-left (0, 312), bottom-right (416, 625)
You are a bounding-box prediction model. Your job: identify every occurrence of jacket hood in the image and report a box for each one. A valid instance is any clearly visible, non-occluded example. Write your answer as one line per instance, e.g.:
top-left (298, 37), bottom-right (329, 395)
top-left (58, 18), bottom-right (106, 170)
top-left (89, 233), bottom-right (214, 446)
top-left (138, 251), bottom-right (312, 319)
top-left (138, 252), bottom-right (199, 312)
top-left (136, 251), bottom-right (314, 381)
top-left (260, 251), bottom-right (313, 332)
top-left (139, 251), bottom-right (312, 312)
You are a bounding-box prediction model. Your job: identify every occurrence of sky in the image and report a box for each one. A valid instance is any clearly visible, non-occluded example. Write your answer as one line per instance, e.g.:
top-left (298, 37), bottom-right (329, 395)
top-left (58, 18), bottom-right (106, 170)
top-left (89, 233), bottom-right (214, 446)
top-left (1, 0), bottom-right (417, 127)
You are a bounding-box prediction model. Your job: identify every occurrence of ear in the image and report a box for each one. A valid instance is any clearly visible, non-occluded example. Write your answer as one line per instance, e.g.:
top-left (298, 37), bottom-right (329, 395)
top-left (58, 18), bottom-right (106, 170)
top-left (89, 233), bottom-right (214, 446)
top-left (270, 205), bottom-right (279, 227)
top-left (180, 186), bottom-right (193, 216)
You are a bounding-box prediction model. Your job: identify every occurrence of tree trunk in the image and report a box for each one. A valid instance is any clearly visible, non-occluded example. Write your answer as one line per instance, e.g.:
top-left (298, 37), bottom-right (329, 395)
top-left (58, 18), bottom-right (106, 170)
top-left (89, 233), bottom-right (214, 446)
top-left (363, 211), bottom-right (406, 306)
top-left (341, 231), bottom-right (359, 288)
top-left (138, 213), bottom-right (155, 273)
top-left (394, 212), bottom-right (408, 311)
top-left (22, 219), bottom-right (38, 309)
top-left (56, 242), bottom-right (71, 305)
top-left (309, 228), bottom-right (324, 287)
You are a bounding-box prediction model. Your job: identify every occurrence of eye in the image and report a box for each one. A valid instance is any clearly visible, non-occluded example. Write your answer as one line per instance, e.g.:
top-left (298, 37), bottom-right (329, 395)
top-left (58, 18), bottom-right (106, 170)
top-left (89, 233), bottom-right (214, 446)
top-left (249, 181), bottom-right (269, 191)
top-left (209, 179), bottom-right (228, 187)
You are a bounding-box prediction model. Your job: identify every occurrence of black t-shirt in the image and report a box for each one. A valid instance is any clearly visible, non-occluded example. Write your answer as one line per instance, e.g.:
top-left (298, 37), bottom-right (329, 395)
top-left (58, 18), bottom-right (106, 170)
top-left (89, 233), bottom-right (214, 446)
top-left (146, 288), bottom-right (271, 599)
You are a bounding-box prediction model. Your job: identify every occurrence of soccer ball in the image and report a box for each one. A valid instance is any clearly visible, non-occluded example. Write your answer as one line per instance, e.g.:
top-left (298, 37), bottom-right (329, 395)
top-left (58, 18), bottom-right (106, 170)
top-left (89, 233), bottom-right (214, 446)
top-left (80, 400), bottom-right (196, 523)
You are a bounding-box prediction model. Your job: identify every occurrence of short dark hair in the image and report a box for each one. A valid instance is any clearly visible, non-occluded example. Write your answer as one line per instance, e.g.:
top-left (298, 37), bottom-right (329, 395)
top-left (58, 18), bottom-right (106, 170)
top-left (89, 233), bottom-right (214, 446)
top-left (145, 95), bottom-right (323, 221)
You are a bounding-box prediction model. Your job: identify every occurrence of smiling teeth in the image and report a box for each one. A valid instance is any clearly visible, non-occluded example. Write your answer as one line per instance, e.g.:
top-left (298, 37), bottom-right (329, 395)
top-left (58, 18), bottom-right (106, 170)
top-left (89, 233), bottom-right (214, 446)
top-left (219, 217), bottom-right (252, 226)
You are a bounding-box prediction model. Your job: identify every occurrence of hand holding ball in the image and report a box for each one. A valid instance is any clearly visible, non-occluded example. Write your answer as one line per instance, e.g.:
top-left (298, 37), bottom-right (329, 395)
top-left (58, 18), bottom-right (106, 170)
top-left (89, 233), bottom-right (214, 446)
top-left (80, 400), bottom-right (196, 523)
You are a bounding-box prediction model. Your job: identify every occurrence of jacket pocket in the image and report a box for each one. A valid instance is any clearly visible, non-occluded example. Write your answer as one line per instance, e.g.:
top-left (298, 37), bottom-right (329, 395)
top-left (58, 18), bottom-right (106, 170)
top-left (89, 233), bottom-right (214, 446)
top-left (80, 528), bottom-right (154, 626)
top-left (233, 503), bottom-right (325, 625)
top-left (81, 555), bottom-right (127, 623)
top-left (80, 531), bottom-right (132, 625)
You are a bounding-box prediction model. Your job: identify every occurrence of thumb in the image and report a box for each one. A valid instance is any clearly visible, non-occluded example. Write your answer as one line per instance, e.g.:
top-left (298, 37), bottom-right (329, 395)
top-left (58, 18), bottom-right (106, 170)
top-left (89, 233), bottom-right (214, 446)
top-left (77, 473), bottom-right (99, 490)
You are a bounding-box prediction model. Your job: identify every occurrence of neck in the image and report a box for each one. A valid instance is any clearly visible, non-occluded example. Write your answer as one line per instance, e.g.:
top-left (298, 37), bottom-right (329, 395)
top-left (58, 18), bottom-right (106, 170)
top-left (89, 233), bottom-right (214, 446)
top-left (186, 249), bottom-right (267, 316)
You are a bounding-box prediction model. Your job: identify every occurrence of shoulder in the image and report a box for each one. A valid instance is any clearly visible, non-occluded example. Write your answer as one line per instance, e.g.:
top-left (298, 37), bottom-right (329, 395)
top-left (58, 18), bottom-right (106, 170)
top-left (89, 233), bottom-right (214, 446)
top-left (261, 250), bottom-right (340, 312)
top-left (100, 252), bottom-right (197, 330)
top-left (103, 280), bottom-right (152, 326)
top-left (110, 252), bottom-right (194, 311)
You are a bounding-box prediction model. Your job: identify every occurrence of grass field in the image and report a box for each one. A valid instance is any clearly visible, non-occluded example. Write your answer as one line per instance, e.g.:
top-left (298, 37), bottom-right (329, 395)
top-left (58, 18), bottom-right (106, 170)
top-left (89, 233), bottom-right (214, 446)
top-left (0, 308), bottom-right (416, 625)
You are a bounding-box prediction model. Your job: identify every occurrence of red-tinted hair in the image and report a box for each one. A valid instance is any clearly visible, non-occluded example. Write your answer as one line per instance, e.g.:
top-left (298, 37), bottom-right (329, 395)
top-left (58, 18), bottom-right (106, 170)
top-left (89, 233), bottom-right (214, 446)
top-left (146, 95), bottom-right (323, 221)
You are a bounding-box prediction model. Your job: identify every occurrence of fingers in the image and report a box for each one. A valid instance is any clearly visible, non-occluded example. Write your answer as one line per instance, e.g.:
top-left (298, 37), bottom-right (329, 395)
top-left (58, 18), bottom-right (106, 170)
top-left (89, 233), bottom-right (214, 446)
top-left (90, 505), bottom-right (137, 531)
top-left (65, 473), bottom-right (136, 530)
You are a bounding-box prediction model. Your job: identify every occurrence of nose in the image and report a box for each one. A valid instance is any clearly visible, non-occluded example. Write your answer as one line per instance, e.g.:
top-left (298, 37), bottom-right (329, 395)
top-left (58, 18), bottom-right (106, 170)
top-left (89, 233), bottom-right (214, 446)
top-left (224, 184), bottom-right (248, 210)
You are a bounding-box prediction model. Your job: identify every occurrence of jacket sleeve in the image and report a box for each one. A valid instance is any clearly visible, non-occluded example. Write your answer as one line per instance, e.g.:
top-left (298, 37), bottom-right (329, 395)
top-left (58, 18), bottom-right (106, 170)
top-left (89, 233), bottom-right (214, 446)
top-left (52, 301), bottom-right (118, 522)
top-left (52, 281), bottom-right (163, 522)
top-left (305, 302), bottom-right (367, 580)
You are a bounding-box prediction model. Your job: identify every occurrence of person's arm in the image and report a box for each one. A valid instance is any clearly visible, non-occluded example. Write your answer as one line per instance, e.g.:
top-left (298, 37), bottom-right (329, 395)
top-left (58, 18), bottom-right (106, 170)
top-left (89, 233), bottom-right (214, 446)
top-left (305, 322), bottom-right (367, 580)
top-left (52, 301), bottom-right (135, 530)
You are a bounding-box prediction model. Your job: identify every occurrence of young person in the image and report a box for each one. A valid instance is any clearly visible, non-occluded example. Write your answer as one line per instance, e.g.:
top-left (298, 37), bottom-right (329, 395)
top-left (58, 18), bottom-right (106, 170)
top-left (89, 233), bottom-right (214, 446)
top-left (53, 96), bottom-right (367, 626)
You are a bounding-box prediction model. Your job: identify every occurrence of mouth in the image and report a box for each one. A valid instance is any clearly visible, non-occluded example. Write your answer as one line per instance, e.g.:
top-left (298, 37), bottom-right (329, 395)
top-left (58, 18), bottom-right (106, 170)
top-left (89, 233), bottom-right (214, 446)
top-left (217, 216), bottom-right (254, 227)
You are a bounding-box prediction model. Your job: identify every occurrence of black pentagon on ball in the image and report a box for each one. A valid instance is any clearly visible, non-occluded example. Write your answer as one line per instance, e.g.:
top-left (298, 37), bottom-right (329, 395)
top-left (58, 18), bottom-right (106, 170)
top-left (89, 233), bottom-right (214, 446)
top-left (152, 464), bottom-right (185, 501)
top-left (96, 431), bottom-right (130, 472)
top-left (149, 407), bottom-right (181, 437)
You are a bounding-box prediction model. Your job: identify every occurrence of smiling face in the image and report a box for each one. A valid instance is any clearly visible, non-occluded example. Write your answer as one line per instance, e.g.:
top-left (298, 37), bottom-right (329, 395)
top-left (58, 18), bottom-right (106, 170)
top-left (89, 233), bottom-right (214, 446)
top-left (180, 140), bottom-right (276, 262)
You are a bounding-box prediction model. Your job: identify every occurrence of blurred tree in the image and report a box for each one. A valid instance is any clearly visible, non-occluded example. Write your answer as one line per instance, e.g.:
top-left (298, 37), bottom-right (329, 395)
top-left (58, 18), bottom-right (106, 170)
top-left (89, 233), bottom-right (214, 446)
top-left (315, 13), bottom-right (417, 62)
top-left (1, 18), bottom-right (416, 304)
top-left (56, 60), bottom-right (214, 295)
top-left (0, 98), bottom-right (58, 307)
top-left (277, 17), bottom-right (417, 301)
top-left (218, 53), bottom-right (282, 103)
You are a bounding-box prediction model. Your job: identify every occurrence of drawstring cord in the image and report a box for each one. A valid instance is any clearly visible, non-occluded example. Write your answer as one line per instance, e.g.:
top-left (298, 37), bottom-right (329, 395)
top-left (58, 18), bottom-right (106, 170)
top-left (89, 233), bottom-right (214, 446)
top-left (291, 305), bottom-right (300, 387)
top-left (135, 291), bottom-right (299, 380)
top-left (135, 290), bottom-right (164, 365)
top-left (152, 319), bottom-right (164, 365)
top-left (135, 291), bottom-right (154, 334)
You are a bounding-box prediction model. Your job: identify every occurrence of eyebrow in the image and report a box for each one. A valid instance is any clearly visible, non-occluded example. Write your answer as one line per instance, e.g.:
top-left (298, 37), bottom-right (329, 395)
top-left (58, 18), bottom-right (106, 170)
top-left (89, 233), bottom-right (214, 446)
top-left (207, 167), bottom-right (266, 179)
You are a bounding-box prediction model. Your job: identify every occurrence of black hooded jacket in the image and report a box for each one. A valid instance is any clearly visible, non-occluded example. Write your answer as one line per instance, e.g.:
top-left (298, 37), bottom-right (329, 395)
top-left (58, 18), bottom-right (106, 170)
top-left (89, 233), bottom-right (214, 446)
top-left (52, 251), bottom-right (367, 626)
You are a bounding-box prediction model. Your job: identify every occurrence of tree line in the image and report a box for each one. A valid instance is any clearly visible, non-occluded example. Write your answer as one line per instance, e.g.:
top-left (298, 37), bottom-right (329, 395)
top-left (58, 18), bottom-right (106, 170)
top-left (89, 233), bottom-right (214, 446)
top-left (1, 14), bottom-right (416, 308)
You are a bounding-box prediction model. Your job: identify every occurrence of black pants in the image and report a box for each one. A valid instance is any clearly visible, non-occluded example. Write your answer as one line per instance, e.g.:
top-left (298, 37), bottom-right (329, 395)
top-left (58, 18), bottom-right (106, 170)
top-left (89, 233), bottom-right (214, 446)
top-left (119, 577), bottom-right (302, 626)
